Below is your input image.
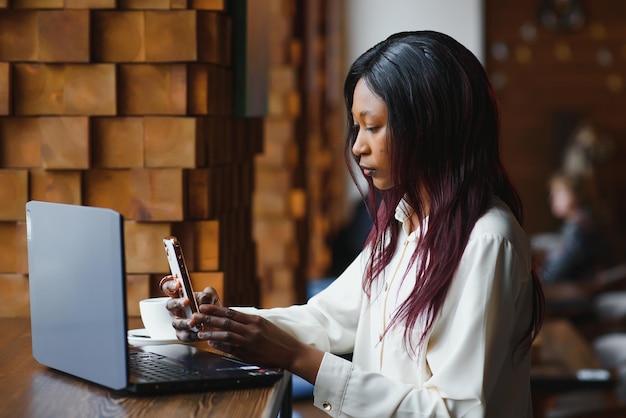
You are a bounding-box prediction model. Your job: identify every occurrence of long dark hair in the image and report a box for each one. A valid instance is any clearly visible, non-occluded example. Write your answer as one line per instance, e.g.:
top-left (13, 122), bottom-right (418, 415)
top-left (344, 31), bottom-right (544, 354)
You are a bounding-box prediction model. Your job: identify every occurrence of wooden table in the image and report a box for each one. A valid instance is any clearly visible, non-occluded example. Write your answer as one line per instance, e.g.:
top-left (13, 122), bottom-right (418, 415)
top-left (543, 282), bottom-right (594, 318)
top-left (542, 264), bottom-right (626, 320)
top-left (531, 318), bottom-right (618, 418)
top-left (3, 315), bottom-right (610, 418)
top-left (0, 318), bottom-right (292, 418)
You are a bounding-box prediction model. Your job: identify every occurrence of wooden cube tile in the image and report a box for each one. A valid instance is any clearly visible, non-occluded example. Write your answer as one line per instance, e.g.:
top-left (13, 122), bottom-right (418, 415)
top-left (145, 11), bottom-right (197, 62)
top-left (261, 288), bottom-right (296, 310)
top-left (230, 165), bottom-right (244, 209)
top-left (147, 273), bottom-right (167, 297)
top-left (144, 117), bottom-right (203, 168)
top-left (191, 167), bottom-right (223, 216)
top-left (225, 244), bottom-right (258, 306)
top-left (0, 11), bottom-right (38, 61)
top-left (257, 118), bottom-right (292, 166)
top-left (185, 168), bottom-right (217, 219)
top-left (126, 274), bottom-right (150, 317)
top-left (188, 66), bottom-right (233, 117)
top-left (39, 117), bottom-right (89, 169)
top-left (193, 220), bottom-right (219, 271)
top-left (197, 12), bottom-right (222, 64)
top-left (256, 131), bottom-right (289, 167)
top-left (0, 274), bottom-right (30, 317)
top-left (267, 91), bottom-right (286, 117)
top-left (220, 13), bottom-right (232, 65)
top-left (207, 65), bottom-right (233, 116)
top-left (11, 0), bottom-right (63, 8)
top-left (118, 0), bottom-right (169, 9)
top-left (255, 167), bottom-right (291, 195)
top-left (167, 222), bottom-right (195, 269)
top-left (219, 66), bottom-right (234, 116)
top-left (0, 118), bottom-right (42, 168)
top-left (13, 64), bottom-right (65, 115)
top-left (173, 220), bottom-right (219, 272)
top-left (211, 165), bottom-right (228, 212)
top-left (269, 65), bottom-right (297, 93)
top-left (29, 169), bottom-right (81, 205)
top-left (221, 209), bottom-right (248, 254)
top-left (0, 221), bottom-right (28, 274)
top-left (38, 10), bottom-right (90, 62)
top-left (169, 220), bottom-right (218, 273)
top-left (118, 64), bottom-right (187, 115)
top-left (0, 170), bottom-right (28, 221)
top-left (13, 64), bottom-right (115, 115)
top-left (290, 188), bottom-right (306, 219)
top-left (130, 168), bottom-right (184, 221)
top-left (0, 221), bottom-right (19, 273)
top-left (189, 0), bottom-right (226, 10)
top-left (65, 0), bottom-right (117, 8)
top-left (232, 117), bottom-right (260, 161)
top-left (124, 221), bottom-right (171, 273)
top-left (253, 189), bottom-right (287, 217)
top-left (187, 64), bottom-right (209, 115)
top-left (15, 221), bottom-right (28, 274)
top-left (205, 116), bottom-right (233, 165)
top-left (269, 266), bottom-right (295, 292)
top-left (92, 11), bottom-right (145, 62)
top-left (92, 117), bottom-right (144, 168)
top-left (0, 62), bottom-right (9, 115)
top-left (253, 218), bottom-right (295, 247)
top-left (190, 271), bottom-right (224, 301)
top-left (64, 64), bottom-right (116, 115)
top-left (83, 169), bottom-right (132, 218)
top-left (170, 0), bottom-right (188, 9)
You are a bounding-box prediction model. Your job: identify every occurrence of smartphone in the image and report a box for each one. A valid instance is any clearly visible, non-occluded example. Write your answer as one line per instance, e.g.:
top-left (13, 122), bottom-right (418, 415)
top-left (163, 236), bottom-right (199, 331)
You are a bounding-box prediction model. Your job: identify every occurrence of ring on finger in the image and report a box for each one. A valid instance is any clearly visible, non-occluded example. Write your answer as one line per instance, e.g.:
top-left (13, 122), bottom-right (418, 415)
top-left (159, 276), bottom-right (174, 294)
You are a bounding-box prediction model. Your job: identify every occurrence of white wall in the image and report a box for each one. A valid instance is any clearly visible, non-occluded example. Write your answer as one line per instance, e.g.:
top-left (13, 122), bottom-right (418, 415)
top-left (345, 0), bottom-right (484, 67)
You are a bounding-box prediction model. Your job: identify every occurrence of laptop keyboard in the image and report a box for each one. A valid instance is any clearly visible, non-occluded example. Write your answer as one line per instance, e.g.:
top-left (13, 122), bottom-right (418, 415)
top-left (129, 351), bottom-right (210, 382)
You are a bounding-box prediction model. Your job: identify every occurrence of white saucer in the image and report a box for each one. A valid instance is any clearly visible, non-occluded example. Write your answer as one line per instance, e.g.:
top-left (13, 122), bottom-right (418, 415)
top-left (127, 328), bottom-right (179, 346)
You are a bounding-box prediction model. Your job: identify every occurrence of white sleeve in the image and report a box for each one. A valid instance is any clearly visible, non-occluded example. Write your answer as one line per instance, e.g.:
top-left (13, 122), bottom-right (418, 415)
top-left (311, 234), bottom-right (532, 417)
top-left (236, 252), bottom-right (367, 354)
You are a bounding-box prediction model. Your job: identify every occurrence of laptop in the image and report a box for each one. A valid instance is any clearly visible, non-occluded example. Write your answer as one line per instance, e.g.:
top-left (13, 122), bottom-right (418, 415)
top-left (25, 200), bottom-right (283, 395)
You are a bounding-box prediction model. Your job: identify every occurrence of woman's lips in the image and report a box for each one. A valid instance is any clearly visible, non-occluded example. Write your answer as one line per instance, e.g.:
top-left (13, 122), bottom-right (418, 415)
top-left (360, 166), bottom-right (376, 176)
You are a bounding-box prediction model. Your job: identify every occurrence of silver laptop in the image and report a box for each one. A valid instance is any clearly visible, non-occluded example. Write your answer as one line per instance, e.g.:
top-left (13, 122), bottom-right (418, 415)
top-left (26, 200), bottom-right (282, 395)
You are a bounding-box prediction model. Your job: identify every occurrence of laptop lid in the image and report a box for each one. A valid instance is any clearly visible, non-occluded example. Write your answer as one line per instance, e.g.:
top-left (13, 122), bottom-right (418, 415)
top-left (26, 200), bottom-right (129, 390)
top-left (26, 201), bottom-right (283, 394)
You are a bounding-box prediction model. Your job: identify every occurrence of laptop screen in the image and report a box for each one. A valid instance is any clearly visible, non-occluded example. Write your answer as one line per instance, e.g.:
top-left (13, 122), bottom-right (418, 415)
top-left (26, 201), bottom-right (129, 390)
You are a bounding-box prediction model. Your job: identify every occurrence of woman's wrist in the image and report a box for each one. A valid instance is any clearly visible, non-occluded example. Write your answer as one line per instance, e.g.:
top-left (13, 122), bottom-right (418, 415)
top-left (288, 342), bottom-right (324, 385)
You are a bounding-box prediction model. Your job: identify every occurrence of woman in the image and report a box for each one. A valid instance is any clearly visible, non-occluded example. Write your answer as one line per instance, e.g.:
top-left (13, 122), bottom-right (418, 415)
top-left (538, 172), bottom-right (614, 282)
top-left (163, 31), bottom-right (544, 417)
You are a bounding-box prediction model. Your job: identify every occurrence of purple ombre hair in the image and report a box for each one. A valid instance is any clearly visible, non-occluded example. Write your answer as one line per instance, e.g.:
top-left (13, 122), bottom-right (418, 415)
top-left (343, 31), bottom-right (544, 355)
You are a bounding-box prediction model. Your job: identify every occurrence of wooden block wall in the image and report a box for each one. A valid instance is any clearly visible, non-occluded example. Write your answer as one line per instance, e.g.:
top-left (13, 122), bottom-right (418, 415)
top-left (252, 0), bottom-right (303, 308)
top-left (298, 1), bottom-right (348, 287)
top-left (486, 0), bottom-right (626, 258)
top-left (252, 0), bottom-right (348, 308)
top-left (0, 1), bottom-right (262, 317)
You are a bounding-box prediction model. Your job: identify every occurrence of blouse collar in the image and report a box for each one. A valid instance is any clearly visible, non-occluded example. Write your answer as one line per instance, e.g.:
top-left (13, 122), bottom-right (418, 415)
top-left (394, 197), bottom-right (426, 242)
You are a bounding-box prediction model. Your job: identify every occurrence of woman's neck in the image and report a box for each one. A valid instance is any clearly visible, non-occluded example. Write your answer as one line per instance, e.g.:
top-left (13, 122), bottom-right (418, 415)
top-left (409, 212), bottom-right (421, 233)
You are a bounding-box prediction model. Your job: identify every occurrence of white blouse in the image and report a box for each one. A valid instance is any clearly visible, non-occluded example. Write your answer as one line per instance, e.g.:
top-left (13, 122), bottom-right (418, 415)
top-left (239, 197), bottom-right (534, 417)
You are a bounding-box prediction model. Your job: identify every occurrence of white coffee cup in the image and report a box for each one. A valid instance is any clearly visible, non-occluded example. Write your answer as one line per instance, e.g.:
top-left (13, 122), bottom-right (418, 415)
top-left (139, 297), bottom-right (177, 340)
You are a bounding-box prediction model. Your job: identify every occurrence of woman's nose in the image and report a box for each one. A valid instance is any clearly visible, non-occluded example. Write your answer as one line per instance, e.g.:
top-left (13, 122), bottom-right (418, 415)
top-left (352, 131), bottom-right (368, 156)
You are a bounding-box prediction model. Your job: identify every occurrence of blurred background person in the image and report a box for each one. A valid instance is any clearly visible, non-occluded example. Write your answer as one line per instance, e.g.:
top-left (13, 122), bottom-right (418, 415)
top-left (532, 171), bottom-right (615, 283)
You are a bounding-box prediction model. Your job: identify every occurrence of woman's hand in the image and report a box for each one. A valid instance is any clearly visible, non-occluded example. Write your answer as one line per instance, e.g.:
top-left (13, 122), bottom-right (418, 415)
top-left (189, 304), bottom-right (324, 383)
top-left (160, 275), bottom-right (222, 337)
top-left (160, 275), bottom-right (323, 383)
